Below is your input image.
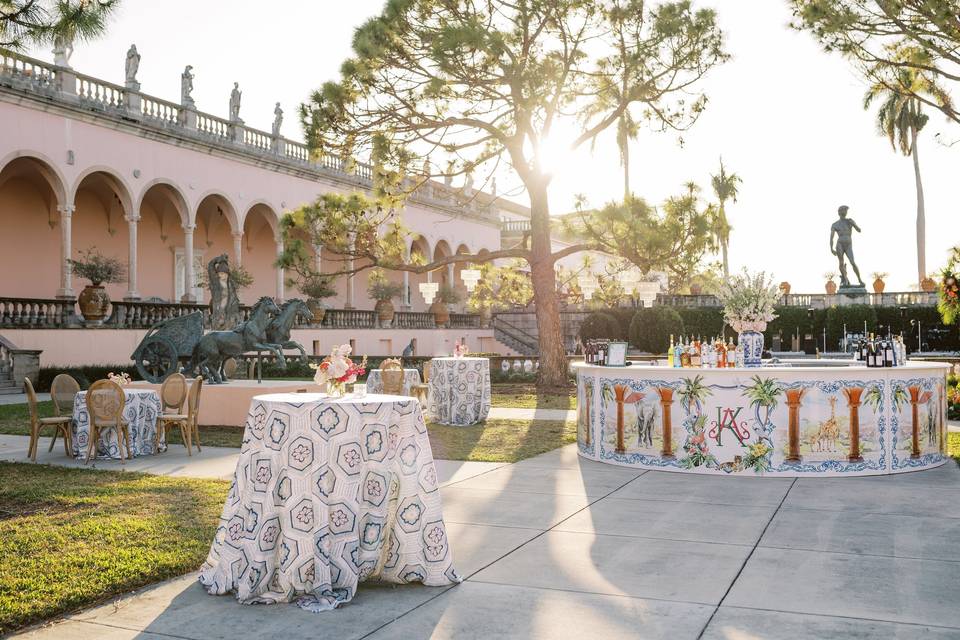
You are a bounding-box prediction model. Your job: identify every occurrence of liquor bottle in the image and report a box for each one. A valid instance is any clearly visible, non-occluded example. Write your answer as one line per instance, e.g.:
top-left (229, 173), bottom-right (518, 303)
top-left (673, 338), bottom-right (683, 368)
top-left (718, 339), bottom-right (727, 368)
top-left (680, 338), bottom-right (692, 368)
top-left (734, 341), bottom-right (745, 368)
top-left (883, 336), bottom-right (894, 367)
top-left (668, 335), bottom-right (675, 368)
top-left (690, 336), bottom-right (702, 368)
top-left (860, 335), bottom-right (869, 363)
top-left (867, 334), bottom-right (877, 367)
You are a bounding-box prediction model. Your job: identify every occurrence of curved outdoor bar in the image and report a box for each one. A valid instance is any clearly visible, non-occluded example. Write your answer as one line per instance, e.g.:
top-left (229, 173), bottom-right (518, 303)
top-left (575, 361), bottom-right (949, 476)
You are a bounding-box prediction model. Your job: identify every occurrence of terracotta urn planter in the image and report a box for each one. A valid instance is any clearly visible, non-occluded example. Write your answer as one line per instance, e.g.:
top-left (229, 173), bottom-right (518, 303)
top-left (430, 299), bottom-right (450, 328)
top-left (689, 283), bottom-right (703, 295)
top-left (872, 278), bottom-right (886, 294)
top-left (79, 285), bottom-right (110, 323)
top-left (921, 277), bottom-right (937, 292)
top-left (375, 298), bottom-right (396, 328)
top-left (825, 280), bottom-right (838, 295)
top-left (305, 298), bottom-right (327, 325)
top-left (779, 281), bottom-right (791, 296)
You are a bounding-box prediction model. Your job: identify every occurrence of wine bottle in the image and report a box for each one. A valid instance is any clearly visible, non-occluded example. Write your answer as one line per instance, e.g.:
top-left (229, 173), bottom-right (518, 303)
top-left (883, 337), bottom-right (894, 367)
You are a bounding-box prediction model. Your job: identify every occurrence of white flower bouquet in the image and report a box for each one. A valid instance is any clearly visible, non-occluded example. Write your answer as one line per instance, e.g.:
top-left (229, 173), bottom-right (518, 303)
top-left (107, 372), bottom-right (132, 386)
top-left (717, 269), bottom-right (780, 333)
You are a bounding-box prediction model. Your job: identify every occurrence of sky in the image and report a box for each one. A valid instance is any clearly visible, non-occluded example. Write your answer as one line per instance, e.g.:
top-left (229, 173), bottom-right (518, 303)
top-left (29, 0), bottom-right (959, 293)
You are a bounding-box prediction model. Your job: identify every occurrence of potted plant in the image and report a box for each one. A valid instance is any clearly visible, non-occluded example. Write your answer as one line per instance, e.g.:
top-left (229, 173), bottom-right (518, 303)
top-left (871, 271), bottom-right (889, 294)
top-left (689, 282), bottom-right (703, 295)
top-left (431, 283), bottom-right (461, 328)
top-left (921, 275), bottom-right (937, 292)
top-left (779, 281), bottom-right (791, 296)
top-left (367, 268), bottom-right (403, 328)
top-left (297, 274), bottom-right (336, 324)
top-left (69, 247), bottom-right (126, 324)
top-left (823, 272), bottom-right (838, 295)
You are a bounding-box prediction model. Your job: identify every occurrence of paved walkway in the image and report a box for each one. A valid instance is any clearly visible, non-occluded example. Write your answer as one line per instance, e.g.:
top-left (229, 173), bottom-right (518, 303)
top-left (0, 392), bottom-right (48, 405)
top-left (12, 439), bottom-right (960, 639)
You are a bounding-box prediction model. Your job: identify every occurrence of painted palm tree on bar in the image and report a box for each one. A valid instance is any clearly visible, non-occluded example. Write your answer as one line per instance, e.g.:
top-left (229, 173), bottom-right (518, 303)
top-left (862, 48), bottom-right (948, 288)
top-left (709, 158), bottom-right (741, 278)
top-left (287, 0), bottom-right (727, 390)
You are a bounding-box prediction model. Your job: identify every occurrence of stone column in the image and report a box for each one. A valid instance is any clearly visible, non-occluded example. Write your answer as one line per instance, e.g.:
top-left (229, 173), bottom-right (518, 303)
top-left (56, 204), bottom-right (75, 298)
top-left (784, 388), bottom-right (805, 463)
top-left (402, 270), bottom-right (411, 310)
top-left (124, 213), bottom-right (141, 300)
top-left (657, 387), bottom-right (675, 458)
top-left (182, 224), bottom-right (196, 303)
top-left (447, 262), bottom-right (455, 287)
top-left (232, 231), bottom-right (244, 267)
top-left (275, 238), bottom-right (285, 302)
top-left (344, 236), bottom-right (355, 309)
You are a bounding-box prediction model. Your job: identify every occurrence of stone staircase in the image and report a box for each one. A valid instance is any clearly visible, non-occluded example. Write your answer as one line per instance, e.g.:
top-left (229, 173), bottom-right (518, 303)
top-left (493, 316), bottom-right (539, 356)
top-left (0, 334), bottom-right (23, 395)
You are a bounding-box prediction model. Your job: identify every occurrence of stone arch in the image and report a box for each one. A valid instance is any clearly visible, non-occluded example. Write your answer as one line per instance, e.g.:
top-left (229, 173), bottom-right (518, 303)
top-left (408, 235), bottom-right (432, 311)
top-left (70, 166), bottom-right (134, 216)
top-left (0, 152), bottom-right (70, 297)
top-left (242, 201), bottom-right (281, 300)
top-left (195, 190), bottom-right (241, 234)
top-left (136, 179), bottom-right (190, 227)
top-left (0, 150), bottom-right (68, 206)
top-left (432, 239), bottom-right (453, 287)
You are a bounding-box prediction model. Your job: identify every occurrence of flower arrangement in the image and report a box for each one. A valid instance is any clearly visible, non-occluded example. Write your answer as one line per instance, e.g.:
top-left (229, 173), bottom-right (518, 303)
top-left (717, 269), bottom-right (779, 333)
top-left (937, 248), bottom-right (960, 325)
top-left (742, 441), bottom-right (772, 474)
top-left (311, 344), bottom-right (367, 395)
top-left (107, 372), bottom-right (132, 386)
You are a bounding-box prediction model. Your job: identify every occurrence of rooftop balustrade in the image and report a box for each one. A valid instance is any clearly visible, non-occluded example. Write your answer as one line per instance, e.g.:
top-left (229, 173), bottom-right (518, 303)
top-left (0, 47), bottom-right (502, 223)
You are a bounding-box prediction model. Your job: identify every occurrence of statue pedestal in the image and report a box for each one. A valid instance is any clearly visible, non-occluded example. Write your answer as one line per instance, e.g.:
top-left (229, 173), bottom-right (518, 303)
top-left (838, 284), bottom-right (868, 298)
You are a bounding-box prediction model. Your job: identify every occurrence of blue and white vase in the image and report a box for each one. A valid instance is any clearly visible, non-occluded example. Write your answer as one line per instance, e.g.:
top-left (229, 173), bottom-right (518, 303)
top-left (739, 330), bottom-right (764, 367)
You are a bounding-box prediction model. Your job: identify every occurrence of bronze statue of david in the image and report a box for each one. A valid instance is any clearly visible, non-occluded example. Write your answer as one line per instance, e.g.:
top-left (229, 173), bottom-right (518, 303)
top-left (829, 205), bottom-right (865, 289)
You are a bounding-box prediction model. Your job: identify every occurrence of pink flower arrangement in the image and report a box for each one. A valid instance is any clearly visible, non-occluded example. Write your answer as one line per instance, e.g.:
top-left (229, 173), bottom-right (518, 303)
top-left (311, 343), bottom-right (367, 387)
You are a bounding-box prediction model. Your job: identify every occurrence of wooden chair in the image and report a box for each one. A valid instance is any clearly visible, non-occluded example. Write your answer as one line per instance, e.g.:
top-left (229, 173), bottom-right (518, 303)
top-left (411, 360), bottom-right (431, 406)
top-left (25, 377), bottom-right (73, 462)
top-left (380, 358), bottom-right (405, 395)
top-left (48, 373), bottom-right (80, 457)
top-left (158, 376), bottom-right (203, 455)
top-left (154, 373), bottom-right (187, 452)
top-left (85, 379), bottom-right (131, 464)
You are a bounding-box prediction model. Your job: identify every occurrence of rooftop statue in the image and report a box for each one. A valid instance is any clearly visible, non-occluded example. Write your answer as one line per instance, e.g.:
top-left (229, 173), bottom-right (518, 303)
top-left (272, 102), bottom-right (283, 137)
top-left (229, 82), bottom-right (242, 122)
top-left (181, 65), bottom-right (194, 106)
top-left (829, 205), bottom-right (865, 290)
top-left (125, 44), bottom-right (140, 87)
top-left (52, 33), bottom-right (73, 67)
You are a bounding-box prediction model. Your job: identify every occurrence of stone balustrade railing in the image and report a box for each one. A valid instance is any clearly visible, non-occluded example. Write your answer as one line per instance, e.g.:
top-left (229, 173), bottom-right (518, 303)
top-left (104, 300), bottom-right (211, 329)
top-left (0, 297), bottom-right (75, 327)
top-left (656, 291), bottom-right (939, 309)
top-left (0, 47), bottom-right (500, 223)
top-left (394, 311), bottom-right (435, 329)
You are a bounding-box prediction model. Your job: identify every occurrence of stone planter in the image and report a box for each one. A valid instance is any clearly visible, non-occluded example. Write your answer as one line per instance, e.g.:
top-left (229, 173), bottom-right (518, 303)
top-left (825, 280), bottom-right (838, 295)
top-left (779, 281), bottom-right (791, 295)
top-left (306, 298), bottom-right (327, 325)
top-left (430, 299), bottom-right (450, 328)
top-left (872, 278), bottom-right (886, 294)
top-left (921, 277), bottom-right (937, 292)
top-left (375, 298), bottom-right (396, 328)
top-left (689, 283), bottom-right (703, 295)
top-left (78, 284), bottom-right (110, 323)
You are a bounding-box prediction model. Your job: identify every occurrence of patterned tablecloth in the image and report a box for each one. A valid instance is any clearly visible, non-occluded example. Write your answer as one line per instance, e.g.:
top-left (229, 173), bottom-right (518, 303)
top-left (199, 392), bottom-right (460, 612)
top-left (365, 368), bottom-right (421, 396)
top-left (428, 357), bottom-right (491, 426)
top-left (71, 388), bottom-right (163, 460)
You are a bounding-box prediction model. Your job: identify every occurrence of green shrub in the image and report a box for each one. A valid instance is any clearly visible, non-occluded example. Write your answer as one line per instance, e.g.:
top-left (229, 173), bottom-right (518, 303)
top-left (629, 307), bottom-right (685, 353)
top-left (825, 305), bottom-right (878, 348)
top-left (579, 312), bottom-right (623, 341)
top-left (676, 307), bottom-right (726, 340)
top-left (37, 365), bottom-right (139, 392)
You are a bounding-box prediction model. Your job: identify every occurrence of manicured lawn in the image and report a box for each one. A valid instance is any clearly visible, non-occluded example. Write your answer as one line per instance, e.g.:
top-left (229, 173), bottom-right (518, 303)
top-left (0, 400), bottom-right (54, 436)
top-left (949, 432), bottom-right (960, 464)
top-left (0, 463), bottom-right (228, 635)
top-left (426, 418), bottom-right (576, 462)
top-left (490, 383), bottom-right (577, 410)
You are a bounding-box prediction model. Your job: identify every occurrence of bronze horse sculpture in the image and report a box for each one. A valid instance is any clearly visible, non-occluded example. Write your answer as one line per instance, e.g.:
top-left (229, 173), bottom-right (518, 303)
top-left (187, 296), bottom-right (283, 383)
top-left (264, 298), bottom-right (313, 363)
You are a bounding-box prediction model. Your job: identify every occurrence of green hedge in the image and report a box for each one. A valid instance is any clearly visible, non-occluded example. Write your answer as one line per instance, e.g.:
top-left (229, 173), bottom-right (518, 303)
top-left (37, 365), bottom-right (139, 392)
top-left (579, 312), bottom-right (624, 341)
top-left (629, 307), bottom-right (684, 353)
top-left (676, 307), bottom-right (726, 340)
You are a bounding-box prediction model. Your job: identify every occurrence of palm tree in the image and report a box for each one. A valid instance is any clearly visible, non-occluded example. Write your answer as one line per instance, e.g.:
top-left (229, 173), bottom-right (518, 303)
top-left (679, 375), bottom-right (711, 416)
top-left (863, 49), bottom-right (950, 288)
top-left (744, 376), bottom-right (782, 429)
top-left (616, 112), bottom-right (640, 200)
top-left (709, 159), bottom-right (741, 278)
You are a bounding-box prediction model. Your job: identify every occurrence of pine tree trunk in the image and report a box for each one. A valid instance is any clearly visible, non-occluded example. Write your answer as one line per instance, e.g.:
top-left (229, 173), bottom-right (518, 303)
top-left (722, 241), bottom-right (729, 279)
top-left (912, 128), bottom-right (926, 288)
top-left (528, 182), bottom-right (568, 391)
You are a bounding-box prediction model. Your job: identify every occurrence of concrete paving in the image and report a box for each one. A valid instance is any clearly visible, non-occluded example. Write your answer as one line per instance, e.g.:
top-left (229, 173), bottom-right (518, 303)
top-left (11, 443), bottom-right (960, 639)
top-left (0, 391), bottom-right (48, 405)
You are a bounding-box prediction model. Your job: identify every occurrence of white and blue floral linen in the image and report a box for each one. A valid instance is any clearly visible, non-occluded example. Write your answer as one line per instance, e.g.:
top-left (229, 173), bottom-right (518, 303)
top-left (199, 392), bottom-right (460, 612)
top-left (71, 388), bottom-right (162, 460)
top-left (428, 357), bottom-right (491, 426)
top-left (365, 368), bottom-right (422, 396)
